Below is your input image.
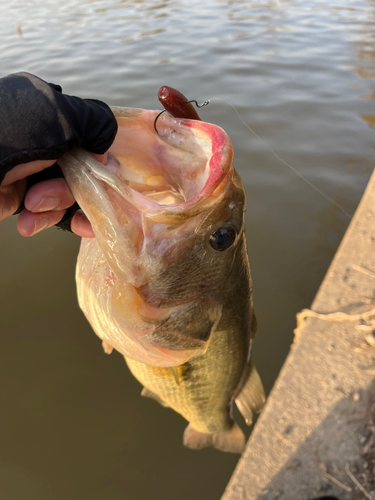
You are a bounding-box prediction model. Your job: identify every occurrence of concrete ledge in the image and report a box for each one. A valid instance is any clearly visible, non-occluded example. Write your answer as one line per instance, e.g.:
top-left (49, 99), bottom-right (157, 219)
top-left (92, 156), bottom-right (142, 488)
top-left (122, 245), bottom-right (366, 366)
top-left (222, 170), bottom-right (375, 500)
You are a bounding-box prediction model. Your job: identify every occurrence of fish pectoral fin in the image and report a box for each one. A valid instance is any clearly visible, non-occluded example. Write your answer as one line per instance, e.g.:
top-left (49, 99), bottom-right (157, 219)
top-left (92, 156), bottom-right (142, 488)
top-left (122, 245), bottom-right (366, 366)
top-left (235, 361), bottom-right (266, 425)
top-left (170, 366), bottom-right (180, 385)
top-left (251, 311), bottom-right (258, 338)
top-left (183, 423), bottom-right (245, 454)
top-left (140, 387), bottom-right (169, 408)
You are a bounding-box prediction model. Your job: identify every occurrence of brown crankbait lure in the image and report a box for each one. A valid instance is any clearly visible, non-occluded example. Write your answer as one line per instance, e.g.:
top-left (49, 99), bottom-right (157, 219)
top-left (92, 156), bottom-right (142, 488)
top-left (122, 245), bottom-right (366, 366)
top-left (154, 85), bottom-right (210, 134)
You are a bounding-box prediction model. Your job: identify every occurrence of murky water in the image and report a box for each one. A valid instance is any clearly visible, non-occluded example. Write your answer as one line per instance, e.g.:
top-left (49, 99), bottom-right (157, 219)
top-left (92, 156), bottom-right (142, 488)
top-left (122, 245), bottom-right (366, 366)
top-left (0, 0), bottom-right (374, 498)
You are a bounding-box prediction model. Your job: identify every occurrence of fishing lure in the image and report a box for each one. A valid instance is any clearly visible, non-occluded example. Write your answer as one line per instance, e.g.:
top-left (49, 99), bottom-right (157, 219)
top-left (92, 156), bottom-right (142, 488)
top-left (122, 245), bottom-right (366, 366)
top-left (154, 85), bottom-right (210, 133)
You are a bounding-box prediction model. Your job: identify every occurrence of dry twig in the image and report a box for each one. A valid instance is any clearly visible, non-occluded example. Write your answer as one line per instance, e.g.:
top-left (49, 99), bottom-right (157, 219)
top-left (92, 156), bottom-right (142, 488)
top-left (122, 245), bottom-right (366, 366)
top-left (318, 468), bottom-right (352, 492)
top-left (294, 306), bottom-right (375, 342)
top-left (352, 264), bottom-right (375, 280)
top-left (345, 463), bottom-right (375, 500)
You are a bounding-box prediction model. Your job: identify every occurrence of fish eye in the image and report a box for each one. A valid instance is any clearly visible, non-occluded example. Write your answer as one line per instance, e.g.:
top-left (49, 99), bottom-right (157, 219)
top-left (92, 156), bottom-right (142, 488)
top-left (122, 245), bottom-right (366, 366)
top-left (209, 226), bottom-right (237, 252)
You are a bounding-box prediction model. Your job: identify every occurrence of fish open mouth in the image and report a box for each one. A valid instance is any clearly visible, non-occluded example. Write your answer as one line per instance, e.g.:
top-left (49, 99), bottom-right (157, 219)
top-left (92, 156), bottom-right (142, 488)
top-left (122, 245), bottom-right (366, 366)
top-left (59, 109), bottom-right (234, 286)
top-left (58, 108), bottom-right (234, 366)
top-left (90, 108), bottom-right (233, 218)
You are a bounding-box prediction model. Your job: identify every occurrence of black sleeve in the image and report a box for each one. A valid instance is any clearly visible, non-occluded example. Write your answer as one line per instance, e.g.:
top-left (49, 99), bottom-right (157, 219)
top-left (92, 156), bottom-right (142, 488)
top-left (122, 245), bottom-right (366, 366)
top-left (0, 72), bottom-right (118, 230)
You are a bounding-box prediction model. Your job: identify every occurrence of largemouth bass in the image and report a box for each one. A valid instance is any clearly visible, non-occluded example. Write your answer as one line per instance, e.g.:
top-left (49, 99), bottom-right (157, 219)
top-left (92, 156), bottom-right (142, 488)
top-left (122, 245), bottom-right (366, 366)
top-left (58, 104), bottom-right (265, 453)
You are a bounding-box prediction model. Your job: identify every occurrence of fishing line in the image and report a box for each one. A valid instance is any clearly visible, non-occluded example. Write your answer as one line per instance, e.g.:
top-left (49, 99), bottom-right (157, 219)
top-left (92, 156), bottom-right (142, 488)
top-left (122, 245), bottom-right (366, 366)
top-left (193, 97), bottom-right (352, 220)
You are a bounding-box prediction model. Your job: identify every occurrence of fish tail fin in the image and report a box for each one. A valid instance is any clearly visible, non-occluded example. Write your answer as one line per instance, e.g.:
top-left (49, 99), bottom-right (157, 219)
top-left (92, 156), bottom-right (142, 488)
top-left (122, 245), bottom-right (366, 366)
top-left (235, 361), bottom-right (266, 425)
top-left (183, 423), bottom-right (245, 454)
top-left (212, 422), bottom-right (246, 453)
top-left (183, 424), bottom-right (213, 450)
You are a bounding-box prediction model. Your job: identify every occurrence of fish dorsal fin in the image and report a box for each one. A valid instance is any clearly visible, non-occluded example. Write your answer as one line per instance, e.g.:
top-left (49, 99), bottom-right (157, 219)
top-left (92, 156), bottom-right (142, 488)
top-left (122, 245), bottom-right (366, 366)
top-left (141, 387), bottom-right (169, 408)
top-left (235, 362), bottom-right (266, 425)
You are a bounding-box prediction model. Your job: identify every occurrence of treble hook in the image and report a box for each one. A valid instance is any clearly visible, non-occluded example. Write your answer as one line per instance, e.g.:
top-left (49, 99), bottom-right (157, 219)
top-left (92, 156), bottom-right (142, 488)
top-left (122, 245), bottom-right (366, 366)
top-left (153, 99), bottom-right (211, 136)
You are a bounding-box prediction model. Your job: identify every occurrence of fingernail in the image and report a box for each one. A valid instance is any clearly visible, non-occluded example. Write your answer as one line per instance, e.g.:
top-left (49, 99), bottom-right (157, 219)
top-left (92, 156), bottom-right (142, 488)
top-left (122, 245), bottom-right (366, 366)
top-left (33, 217), bottom-right (49, 235)
top-left (34, 196), bottom-right (60, 211)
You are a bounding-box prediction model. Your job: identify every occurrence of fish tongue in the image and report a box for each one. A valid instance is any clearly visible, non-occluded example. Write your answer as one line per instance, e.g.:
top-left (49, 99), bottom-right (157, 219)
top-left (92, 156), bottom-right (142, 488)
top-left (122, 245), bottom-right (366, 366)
top-left (58, 148), bottom-right (153, 287)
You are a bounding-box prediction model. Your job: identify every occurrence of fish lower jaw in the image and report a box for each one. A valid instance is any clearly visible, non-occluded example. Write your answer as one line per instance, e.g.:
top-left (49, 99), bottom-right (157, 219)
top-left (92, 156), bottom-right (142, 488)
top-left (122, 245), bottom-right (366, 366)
top-left (98, 325), bottom-right (200, 367)
top-left (136, 284), bottom-right (202, 308)
top-left (121, 343), bottom-right (201, 368)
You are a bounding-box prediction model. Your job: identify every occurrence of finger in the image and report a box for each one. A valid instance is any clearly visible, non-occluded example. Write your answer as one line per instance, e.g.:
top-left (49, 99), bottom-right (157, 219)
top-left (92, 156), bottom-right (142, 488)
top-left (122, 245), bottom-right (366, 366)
top-left (1, 160), bottom-right (56, 186)
top-left (17, 208), bottom-right (66, 237)
top-left (2, 152), bottom-right (108, 187)
top-left (71, 210), bottom-right (95, 238)
top-left (0, 179), bottom-right (26, 221)
top-left (24, 178), bottom-right (75, 212)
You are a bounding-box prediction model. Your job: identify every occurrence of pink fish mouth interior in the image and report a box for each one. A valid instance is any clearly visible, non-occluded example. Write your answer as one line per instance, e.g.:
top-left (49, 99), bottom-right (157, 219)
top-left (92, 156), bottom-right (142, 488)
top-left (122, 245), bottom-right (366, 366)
top-left (103, 109), bottom-right (233, 214)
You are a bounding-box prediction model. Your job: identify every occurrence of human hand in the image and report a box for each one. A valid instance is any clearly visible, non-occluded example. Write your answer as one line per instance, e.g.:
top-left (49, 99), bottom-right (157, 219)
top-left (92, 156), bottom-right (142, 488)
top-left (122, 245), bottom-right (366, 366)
top-left (0, 72), bottom-right (118, 237)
